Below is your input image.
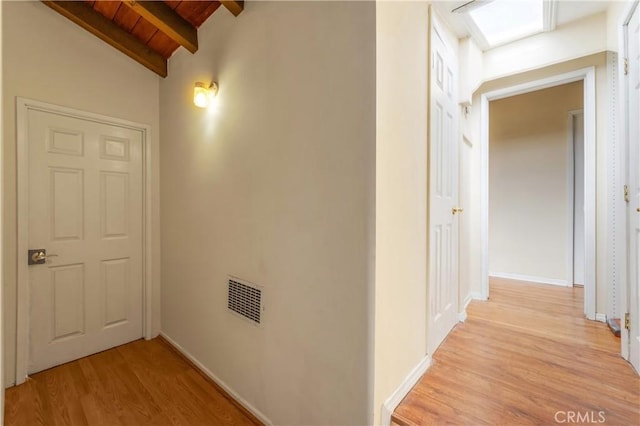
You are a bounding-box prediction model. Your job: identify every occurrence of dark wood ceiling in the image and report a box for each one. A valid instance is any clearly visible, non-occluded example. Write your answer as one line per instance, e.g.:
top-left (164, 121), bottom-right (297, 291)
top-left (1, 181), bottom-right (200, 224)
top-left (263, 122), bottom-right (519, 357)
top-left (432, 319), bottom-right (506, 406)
top-left (42, 1), bottom-right (244, 77)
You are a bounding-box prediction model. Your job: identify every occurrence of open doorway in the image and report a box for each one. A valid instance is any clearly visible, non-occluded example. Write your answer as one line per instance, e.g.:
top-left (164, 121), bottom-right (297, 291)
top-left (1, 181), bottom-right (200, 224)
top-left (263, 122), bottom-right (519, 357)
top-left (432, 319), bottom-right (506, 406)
top-left (479, 68), bottom-right (597, 320)
top-left (487, 82), bottom-right (584, 291)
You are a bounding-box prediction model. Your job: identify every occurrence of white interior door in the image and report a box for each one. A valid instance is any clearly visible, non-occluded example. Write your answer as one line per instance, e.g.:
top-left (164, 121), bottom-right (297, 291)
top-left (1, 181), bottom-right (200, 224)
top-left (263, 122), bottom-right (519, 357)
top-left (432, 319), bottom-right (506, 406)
top-left (627, 3), bottom-right (640, 374)
top-left (573, 112), bottom-right (585, 286)
top-left (27, 109), bottom-right (143, 374)
top-left (428, 12), bottom-right (459, 354)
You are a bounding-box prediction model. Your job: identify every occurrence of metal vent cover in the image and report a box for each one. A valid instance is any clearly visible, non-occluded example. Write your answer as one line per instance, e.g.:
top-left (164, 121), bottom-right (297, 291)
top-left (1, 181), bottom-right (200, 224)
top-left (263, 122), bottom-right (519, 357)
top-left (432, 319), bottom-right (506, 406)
top-left (227, 277), bottom-right (263, 326)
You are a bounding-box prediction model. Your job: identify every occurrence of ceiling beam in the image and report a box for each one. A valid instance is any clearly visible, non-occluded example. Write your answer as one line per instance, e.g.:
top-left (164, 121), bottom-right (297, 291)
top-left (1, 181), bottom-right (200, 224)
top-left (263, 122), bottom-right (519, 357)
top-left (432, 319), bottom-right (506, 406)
top-left (221, 1), bottom-right (244, 17)
top-left (42, 1), bottom-right (167, 77)
top-left (122, 1), bottom-right (198, 54)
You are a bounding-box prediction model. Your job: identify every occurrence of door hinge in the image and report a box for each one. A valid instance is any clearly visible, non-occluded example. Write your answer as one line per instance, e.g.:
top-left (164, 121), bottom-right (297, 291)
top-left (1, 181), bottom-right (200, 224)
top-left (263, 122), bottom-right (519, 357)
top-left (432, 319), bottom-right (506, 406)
top-left (624, 184), bottom-right (630, 202)
top-left (625, 313), bottom-right (630, 330)
top-left (624, 58), bottom-right (629, 75)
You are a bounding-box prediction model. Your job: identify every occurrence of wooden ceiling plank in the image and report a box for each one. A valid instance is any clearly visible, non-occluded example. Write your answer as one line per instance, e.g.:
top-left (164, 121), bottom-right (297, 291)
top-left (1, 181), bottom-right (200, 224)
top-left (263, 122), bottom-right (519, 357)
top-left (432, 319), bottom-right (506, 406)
top-left (42, 1), bottom-right (167, 77)
top-left (113, 5), bottom-right (142, 32)
top-left (147, 31), bottom-right (180, 59)
top-left (221, 0), bottom-right (243, 17)
top-left (164, 1), bottom-right (181, 11)
top-left (122, 1), bottom-right (198, 53)
top-left (131, 17), bottom-right (159, 44)
top-left (175, 1), bottom-right (221, 28)
top-left (93, 0), bottom-right (121, 20)
top-left (174, 1), bottom-right (206, 27)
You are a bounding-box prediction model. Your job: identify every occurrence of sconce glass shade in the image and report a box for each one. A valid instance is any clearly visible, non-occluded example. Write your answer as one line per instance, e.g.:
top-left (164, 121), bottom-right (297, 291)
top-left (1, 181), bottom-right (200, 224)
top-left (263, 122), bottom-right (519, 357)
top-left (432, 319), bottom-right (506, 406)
top-left (194, 82), bottom-right (218, 108)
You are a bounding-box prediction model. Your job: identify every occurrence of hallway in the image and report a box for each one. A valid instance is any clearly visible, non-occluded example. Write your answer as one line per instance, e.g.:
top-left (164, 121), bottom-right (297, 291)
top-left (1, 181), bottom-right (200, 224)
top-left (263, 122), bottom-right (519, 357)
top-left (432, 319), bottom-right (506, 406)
top-left (393, 278), bottom-right (640, 425)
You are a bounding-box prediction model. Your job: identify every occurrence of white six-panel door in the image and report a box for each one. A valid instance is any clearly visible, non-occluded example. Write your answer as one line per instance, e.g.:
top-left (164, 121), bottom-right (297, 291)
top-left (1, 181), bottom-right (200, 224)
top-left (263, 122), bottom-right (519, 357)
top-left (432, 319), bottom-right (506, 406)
top-left (27, 109), bottom-right (143, 374)
top-left (626, 3), bottom-right (640, 374)
top-left (428, 12), bottom-right (460, 355)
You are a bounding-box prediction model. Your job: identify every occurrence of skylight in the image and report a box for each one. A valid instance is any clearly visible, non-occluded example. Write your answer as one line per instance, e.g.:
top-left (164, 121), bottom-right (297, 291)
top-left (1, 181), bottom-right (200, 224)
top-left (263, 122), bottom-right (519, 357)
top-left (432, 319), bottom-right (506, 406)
top-left (468, 0), bottom-right (544, 48)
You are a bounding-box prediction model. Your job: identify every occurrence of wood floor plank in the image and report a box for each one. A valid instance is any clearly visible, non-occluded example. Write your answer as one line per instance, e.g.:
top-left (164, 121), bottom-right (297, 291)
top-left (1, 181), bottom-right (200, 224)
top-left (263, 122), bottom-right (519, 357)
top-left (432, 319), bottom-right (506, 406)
top-left (409, 365), bottom-right (542, 426)
top-left (393, 278), bottom-right (640, 425)
top-left (4, 338), bottom-right (261, 426)
top-left (181, 369), bottom-right (257, 426)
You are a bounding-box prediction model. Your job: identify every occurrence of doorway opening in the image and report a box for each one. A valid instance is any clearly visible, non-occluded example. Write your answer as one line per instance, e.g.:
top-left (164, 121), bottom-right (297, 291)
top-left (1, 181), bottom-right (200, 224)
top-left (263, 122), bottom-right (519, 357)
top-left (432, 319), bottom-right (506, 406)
top-left (486, 82), bottom-right (584, 291)
top-left (479, 67), bottom-right (597, 320)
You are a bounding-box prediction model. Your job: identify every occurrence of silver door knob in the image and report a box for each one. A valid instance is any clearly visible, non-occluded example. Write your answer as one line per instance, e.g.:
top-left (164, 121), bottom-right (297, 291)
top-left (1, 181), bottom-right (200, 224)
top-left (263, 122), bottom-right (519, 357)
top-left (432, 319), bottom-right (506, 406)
top-left (32, 251), bottom-right (45, 262)
top-left (28, 249), bottom-right (58, 265)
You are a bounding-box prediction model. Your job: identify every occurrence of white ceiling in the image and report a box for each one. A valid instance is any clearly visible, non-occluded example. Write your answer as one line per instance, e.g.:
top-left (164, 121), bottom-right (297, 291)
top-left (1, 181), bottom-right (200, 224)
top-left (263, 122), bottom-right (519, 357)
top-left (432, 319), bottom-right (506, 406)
top-left (432, 0), bottom-right (611, 47)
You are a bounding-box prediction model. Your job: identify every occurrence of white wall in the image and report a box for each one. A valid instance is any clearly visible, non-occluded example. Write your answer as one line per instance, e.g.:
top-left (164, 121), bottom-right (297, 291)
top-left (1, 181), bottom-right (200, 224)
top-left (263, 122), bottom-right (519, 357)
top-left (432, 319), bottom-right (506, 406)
top-left (459, 37), bottom-right (483, 105)
top-left (460, 93), bottom-right (483, 306)
top-left (489, 82), bottom-right (583, 283)
top-left (461, 52), bottom-right (611, 313)
top-left (483, 13), bottom-right (607, 81)
top-left (374, 1), bottom-right (429, 424)
top-left (2, 1), bottom-right (162, 387)
top-left (159, 2), bottom-right (375, 425)
top-left (459, 131), bottom-right (477, 308)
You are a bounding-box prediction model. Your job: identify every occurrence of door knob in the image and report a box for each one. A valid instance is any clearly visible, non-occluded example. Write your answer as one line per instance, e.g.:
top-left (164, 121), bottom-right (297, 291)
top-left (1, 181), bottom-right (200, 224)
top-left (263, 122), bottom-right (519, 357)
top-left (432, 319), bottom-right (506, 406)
top-left (28, 249), bottom-right (58, 265)
top-left (452, 207), bottom-right (464, 215)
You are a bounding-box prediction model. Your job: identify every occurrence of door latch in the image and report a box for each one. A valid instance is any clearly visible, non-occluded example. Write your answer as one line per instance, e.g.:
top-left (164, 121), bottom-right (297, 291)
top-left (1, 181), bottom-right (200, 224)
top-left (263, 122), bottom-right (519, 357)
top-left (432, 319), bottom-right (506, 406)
top-left (625, 313), bottom-right (630, 330)
top-left (624, 185), bottom-right (630, 203)
top-left (624, 58), bottom-right (629, 75)
top-left (28, 249), bottom-right (57, 265)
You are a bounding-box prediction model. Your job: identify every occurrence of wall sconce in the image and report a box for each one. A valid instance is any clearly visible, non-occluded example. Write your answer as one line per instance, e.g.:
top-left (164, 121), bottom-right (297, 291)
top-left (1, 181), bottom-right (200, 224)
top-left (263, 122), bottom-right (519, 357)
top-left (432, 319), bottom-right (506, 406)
top-left (194, 81), bottom-right (218, 108)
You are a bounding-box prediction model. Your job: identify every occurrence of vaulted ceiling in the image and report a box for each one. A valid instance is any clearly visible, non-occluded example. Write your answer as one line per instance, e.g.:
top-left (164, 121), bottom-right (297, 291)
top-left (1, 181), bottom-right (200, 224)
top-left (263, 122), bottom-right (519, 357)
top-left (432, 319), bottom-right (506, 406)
top-left (42, 1), bottom-right (244, 77)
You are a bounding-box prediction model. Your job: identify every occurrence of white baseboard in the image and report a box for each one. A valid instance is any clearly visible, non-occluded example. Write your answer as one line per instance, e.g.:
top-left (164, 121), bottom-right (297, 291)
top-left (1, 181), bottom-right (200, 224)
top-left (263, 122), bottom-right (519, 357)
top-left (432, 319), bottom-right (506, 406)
top-left (381, 355), bottom-right (431, 426)
top-left (159, 332), bottom-right (272, 426)
top-left (470, 291), bottom-right (485, 301)
top-left (458, 292), bottom-right (476, 322)
top-left (458, 310), bottom-right (467, 322)
top-left (489, 272), bottom-right (571, 287)
top-left (595, 313), bottom-right (607, 323)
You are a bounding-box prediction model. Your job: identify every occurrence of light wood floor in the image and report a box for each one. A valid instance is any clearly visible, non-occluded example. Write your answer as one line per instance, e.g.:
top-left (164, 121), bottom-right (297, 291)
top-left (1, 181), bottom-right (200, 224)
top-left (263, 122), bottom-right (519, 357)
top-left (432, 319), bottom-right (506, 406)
top-left (393, 278), bottom-right (640, 426)
top-left (4, 337), bottom-right (260, 426)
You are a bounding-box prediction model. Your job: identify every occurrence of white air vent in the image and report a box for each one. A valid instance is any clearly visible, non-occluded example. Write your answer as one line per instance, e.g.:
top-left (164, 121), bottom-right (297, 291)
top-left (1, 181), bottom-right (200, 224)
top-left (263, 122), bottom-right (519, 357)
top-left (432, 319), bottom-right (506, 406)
top-left (227, 277), bottom-right (263, 326)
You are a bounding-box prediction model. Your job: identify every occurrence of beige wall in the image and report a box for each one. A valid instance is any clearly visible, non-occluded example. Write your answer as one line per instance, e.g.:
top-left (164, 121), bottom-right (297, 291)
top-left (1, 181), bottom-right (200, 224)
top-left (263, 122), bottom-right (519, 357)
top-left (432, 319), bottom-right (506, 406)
top-left (489, 82), bottom-right (583, 282)
top-left (2, 1), bottom-right (161, 387)
top-left (461, 52), bottom-right (611, 314)
top-left (374, 1), bottom-right (429, 424)
top-left (159, 2), bottom-right (375, 424)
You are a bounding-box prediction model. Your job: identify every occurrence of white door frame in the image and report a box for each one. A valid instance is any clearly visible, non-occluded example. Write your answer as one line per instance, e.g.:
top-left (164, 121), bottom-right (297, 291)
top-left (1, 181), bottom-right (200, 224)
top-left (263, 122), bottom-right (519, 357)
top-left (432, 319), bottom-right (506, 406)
top-left (567, 109), bottom-right (584, 287)
top-left (620, 0), bottom-right (640, 364)
top-left (479, 67), bottom-right (597, 320)
top-left (15, 98), bottom-right (154, 384)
